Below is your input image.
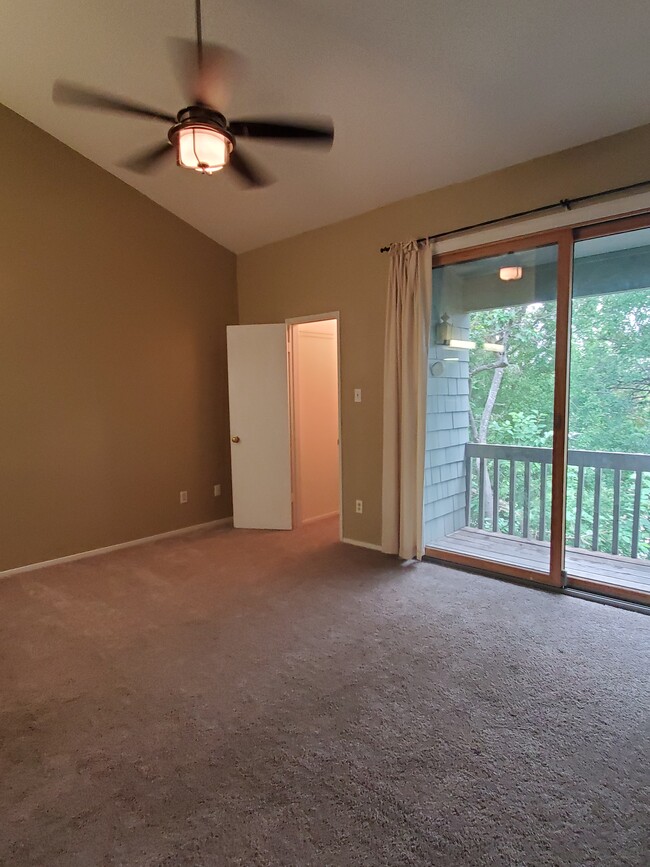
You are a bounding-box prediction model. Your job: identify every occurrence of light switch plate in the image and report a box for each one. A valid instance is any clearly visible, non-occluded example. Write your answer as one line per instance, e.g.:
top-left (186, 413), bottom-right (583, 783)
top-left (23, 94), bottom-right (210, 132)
top-left (354, 388), bottom-right (362, 403)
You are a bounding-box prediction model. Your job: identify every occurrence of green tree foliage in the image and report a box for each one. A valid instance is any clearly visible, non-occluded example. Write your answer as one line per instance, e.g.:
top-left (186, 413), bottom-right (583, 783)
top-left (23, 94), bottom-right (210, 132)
top-left (569, 290), bottom-right (650, 452)
top-left (467, 288), bottom-right (650, 558)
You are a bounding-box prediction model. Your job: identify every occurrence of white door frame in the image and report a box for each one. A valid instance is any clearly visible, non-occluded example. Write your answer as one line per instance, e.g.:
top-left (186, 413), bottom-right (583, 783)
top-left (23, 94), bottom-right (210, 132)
top-left (286, 312), bottom-right (342, 540)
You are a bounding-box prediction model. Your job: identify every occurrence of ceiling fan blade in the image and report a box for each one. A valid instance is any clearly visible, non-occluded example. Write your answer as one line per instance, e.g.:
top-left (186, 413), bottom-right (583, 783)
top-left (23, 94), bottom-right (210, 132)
top-left (119, 141), bottom-right (174, 174)
top-left (53, 81), bottom-right (175, 123)
top-left (228, 118), bottom-right (334, 146)
top-left (228, 147), bottom-right (273, 188)
top-left (168, 38), bottom-right (243, 109)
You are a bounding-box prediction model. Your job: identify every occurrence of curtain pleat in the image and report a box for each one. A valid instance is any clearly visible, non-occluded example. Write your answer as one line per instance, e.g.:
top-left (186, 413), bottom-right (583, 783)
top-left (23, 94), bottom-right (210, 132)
top-left (381, 240), bottom-right (432, 559)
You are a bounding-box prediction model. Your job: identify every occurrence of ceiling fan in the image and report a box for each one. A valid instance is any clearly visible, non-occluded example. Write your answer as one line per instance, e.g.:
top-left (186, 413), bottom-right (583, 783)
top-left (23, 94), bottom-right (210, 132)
top-left (52, 0), bottom-right (334, 187)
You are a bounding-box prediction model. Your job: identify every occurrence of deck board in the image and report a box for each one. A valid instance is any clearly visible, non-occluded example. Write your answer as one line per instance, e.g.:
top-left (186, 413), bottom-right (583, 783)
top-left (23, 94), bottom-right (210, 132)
top-left (435, 528), bottom-right (650, 592)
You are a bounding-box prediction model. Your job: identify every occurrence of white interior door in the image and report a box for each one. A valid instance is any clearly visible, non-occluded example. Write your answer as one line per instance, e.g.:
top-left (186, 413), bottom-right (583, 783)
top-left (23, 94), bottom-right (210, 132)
top-left (226, 324), bottom-right (293, 529)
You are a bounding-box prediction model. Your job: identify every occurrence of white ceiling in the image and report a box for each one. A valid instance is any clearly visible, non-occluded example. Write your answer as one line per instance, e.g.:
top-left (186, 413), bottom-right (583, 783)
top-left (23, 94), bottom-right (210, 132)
top-left (1, 0), bottom-right (650, 254)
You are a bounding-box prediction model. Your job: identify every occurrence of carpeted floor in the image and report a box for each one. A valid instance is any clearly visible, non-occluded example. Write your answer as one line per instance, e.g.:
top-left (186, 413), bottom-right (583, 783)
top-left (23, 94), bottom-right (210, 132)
top-left (1, 518), bottom-right (648, 866)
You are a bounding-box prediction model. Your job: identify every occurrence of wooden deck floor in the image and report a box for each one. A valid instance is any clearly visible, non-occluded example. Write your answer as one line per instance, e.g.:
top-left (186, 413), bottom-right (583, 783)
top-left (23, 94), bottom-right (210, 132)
top-left (438, 527), bottom-right (650, 594)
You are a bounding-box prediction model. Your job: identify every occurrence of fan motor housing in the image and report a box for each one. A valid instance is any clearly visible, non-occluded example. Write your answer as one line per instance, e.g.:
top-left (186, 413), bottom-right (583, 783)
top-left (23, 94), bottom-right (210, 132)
top-left (168, 105), bottom-right (235, 147)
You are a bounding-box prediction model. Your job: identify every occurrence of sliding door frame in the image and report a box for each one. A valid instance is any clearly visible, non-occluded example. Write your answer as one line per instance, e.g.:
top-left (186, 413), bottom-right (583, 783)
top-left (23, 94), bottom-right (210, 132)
top-left (548, 229), bottom-right (573, 587)
top-left (565, 212), bottom-right (650, 606)
top-left (426, 228), bottom-right (567, 587)
top-left (424, 209), bottom-right (650, 604)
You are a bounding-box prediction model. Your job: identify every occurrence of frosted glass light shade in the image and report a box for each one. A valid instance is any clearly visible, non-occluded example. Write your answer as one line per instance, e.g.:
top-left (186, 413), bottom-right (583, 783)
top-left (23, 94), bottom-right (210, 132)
top-left (177, 126), bottom-right (231, 173)
top-left (499, 266), bottom-right (523, 281)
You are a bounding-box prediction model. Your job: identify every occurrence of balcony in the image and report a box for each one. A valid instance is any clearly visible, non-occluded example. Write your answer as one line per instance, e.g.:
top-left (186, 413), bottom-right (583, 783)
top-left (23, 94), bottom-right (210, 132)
top-left (430, 443), bottom-right (650, 593)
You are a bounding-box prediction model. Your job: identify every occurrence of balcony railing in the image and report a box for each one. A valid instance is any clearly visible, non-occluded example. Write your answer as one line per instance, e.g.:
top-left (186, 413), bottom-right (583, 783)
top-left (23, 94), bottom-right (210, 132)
top-left (466, 443), bottom-right (650, 560)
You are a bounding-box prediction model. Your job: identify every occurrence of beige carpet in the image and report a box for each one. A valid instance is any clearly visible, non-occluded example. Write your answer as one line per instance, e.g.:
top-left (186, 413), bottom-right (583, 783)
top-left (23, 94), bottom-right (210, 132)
top-left (1, 518), bottom-right (648, 866)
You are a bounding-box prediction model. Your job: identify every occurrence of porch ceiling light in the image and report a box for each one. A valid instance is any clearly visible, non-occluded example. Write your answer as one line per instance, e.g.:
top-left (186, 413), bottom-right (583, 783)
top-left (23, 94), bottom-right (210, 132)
top-left (499, 266), bottom-right (523, 281)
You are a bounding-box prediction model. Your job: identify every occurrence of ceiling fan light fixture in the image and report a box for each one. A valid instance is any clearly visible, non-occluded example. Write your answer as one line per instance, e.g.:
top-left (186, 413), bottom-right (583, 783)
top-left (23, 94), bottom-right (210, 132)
top-left (52, 0), bottom-right (334, 185)
top-left (174, 124), bottom-right (233, 174)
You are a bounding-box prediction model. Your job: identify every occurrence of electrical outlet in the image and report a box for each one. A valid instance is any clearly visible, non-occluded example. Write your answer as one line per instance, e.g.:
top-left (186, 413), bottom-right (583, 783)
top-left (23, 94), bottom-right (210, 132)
top-left (213, 484), bottom-right (221, 497)
top-left (179, 491), bottom-right (188, 504)
top-left (355, 499), bottom-right (363, 514)
top-left (354, 388), bottom-right (362, 403)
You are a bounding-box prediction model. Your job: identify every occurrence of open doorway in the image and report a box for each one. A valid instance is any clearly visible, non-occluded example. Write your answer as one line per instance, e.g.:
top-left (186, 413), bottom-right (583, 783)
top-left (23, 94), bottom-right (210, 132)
top-left (288, 315), bottom-right (341, 535)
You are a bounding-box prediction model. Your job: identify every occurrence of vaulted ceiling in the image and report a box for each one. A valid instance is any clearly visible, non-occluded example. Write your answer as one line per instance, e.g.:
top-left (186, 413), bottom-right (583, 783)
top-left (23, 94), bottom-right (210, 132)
top-left (1, 0), bottom-right (650, 253)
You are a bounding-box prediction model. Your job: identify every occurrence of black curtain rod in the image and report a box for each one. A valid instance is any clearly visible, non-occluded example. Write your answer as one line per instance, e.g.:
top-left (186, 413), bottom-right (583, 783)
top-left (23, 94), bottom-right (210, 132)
top-left (378, 178), bottom-right (650, 253)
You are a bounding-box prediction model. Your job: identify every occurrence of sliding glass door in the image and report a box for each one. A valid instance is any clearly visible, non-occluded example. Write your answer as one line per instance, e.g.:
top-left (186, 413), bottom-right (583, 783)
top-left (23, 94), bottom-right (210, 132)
top-left (564, 225), bottom-right (650, 601)
top-left (424, 214), bottom-right (650, 605)
top-left (424, 241), bottom-right (559, 584)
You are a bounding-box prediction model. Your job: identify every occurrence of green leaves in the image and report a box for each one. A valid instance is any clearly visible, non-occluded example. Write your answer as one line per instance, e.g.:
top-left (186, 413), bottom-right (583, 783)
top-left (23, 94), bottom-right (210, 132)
top-left (466, 287), bottom-right (650, 559)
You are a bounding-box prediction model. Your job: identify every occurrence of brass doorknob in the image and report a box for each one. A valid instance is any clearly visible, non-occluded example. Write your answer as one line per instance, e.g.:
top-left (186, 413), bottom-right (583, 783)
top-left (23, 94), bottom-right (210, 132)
top-left (231, 435), bottom-right (240, 443)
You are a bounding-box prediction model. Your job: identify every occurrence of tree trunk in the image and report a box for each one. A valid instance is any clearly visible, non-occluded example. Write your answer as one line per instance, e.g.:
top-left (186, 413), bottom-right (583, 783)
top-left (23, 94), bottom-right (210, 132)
top-left (470, 353), bottom-right (508, 526)
top-left (480, 367), bottom-right (505, 444)
top-left (476, 367), bottom-right (504, 522)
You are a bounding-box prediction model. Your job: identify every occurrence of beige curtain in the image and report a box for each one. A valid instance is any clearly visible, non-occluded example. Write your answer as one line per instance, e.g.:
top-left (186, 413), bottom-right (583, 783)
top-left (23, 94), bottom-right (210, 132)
top-left (381, 240), bottom-right (432, 559)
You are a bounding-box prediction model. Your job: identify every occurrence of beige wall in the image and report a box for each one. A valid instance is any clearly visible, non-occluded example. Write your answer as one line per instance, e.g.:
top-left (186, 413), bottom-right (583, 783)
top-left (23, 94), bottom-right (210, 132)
top-left (4, 102), bottom-right (650, 567)
top-left (0, 105), bottom-right (237, 571)
top-left (238, 122), bottom-right (650, 547)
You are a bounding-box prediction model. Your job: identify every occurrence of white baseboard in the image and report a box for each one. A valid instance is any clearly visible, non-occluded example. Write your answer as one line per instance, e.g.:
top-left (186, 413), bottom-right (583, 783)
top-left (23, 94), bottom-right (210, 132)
top-left (0, 517), bottom-right (233, 579)
top-left (341, 536), bottom-right (383, 552)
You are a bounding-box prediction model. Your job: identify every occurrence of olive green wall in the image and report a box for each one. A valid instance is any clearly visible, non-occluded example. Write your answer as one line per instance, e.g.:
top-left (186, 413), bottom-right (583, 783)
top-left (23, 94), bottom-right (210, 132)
top-left (237, 123), bottom-right (650, 547)
top-left (0, 105), bottom-right (237, 572)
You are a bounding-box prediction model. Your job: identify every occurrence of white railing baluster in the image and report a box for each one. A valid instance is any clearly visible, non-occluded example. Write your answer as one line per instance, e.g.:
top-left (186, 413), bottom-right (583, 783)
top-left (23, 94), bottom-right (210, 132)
top-left (523, 461), bottom-right (531, 538)
top-left (463, 444), bottom-right (650, 560)
top-left (477, 459), bottom-right (485, 530)
top-left (539, 463), bottom-right (547, 541)
top-left (592, 468), bottom-right (601, 551)
top-left (612, 469), bottom-right (621, 556)
top-left (631, 471), bottom-right (643, 559)
top-left (508, 461), bottom-right (516, 536)
top-left (574, 466), bottom-right (584, 548)
top-left (492, 458), bottom-right (499, 533)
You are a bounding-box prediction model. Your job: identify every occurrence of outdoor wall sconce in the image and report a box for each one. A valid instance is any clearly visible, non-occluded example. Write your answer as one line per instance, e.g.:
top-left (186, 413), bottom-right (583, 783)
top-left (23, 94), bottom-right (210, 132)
top-left (436, 314), bottom-right (477, 349)
top-left (436, 312), bottom-right (453, 344)
top-left (448, 339), bottom-right (477, 349)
